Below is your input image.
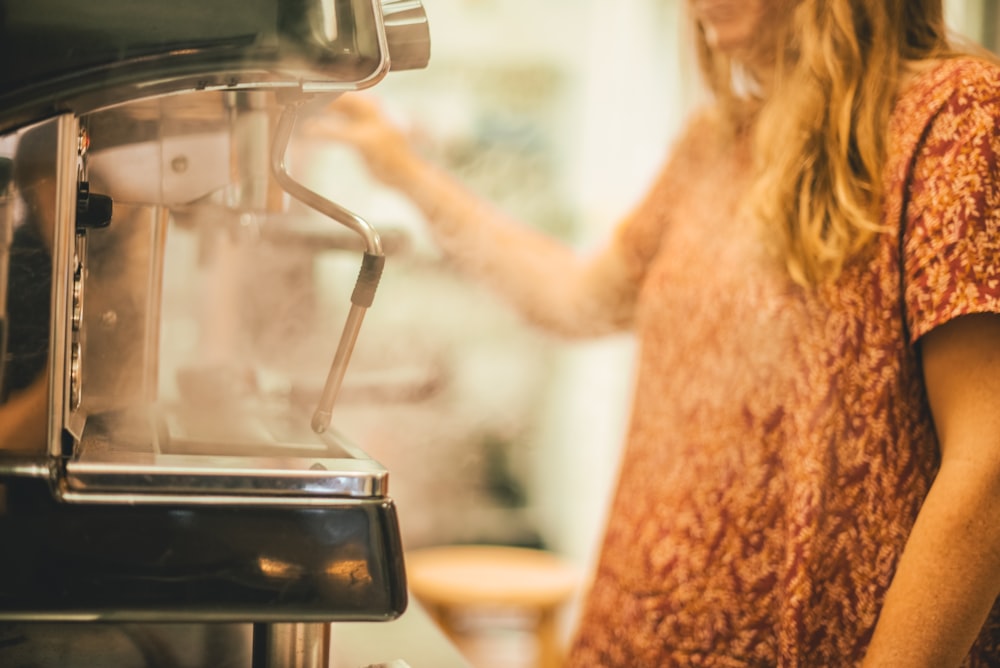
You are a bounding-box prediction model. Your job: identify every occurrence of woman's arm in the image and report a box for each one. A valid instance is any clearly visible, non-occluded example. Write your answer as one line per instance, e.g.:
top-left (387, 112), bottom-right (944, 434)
top-left (862, 312), bottom-right (1000, 666)
top-left (308, 94), bottom-right (641, 338)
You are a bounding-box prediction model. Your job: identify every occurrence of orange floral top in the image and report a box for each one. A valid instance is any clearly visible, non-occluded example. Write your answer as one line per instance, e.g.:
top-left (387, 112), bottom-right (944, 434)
top-left (568, 58), bottom-right (1000, 666)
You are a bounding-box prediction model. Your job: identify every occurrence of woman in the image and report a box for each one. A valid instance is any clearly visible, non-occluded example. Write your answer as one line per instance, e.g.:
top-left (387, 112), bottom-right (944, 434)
top-left (315, 0), bottom-right (1000, 664)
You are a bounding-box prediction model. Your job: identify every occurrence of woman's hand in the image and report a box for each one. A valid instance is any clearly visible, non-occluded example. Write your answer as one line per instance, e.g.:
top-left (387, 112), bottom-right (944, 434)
top-left (306, 93), bottom-right (420, 189)
top-left (305, 92), bottom-right (638, 338)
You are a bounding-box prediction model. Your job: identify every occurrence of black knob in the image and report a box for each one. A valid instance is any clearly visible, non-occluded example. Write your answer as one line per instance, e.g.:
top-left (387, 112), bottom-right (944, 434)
top-left (76, 181), bottom-right (112, 230)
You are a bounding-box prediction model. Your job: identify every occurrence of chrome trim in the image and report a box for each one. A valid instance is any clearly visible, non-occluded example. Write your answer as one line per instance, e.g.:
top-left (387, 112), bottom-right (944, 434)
top-left (68, 341), bottom-right (81, 411)
top-left (48, 114), bottom-right (79, 457)
top-left (0, 455), bottom-right (52, 478)
top-left (310, 303), bottom-right (367, 434)
top-left (71, 268), bottom-right (83, 331)
top-left (271, 104), bottom-right (383, 257)
top-left (266, 623), bottom-right (330, 668)
top-left (65, 450), bottom-right (388, 497)
top-left (271, 102), bottom-right (384, 433)
top-left (0, 613), bottom-right (102, 623)
top-left (300, 0), bottom-right (394, 95)
top-left (56, 488), bottom-right (387, 507)
top-left (381, 0), bottom-right (432, 72)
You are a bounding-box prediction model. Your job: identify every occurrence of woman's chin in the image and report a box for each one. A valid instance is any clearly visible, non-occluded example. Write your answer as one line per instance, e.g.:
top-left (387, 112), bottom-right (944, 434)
top-left (704, 25), bottom-right (756, 56)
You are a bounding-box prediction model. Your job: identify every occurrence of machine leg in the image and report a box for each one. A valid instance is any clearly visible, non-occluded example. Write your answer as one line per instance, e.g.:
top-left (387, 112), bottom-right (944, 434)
top-left (252, 623), bottom-right (330, 668)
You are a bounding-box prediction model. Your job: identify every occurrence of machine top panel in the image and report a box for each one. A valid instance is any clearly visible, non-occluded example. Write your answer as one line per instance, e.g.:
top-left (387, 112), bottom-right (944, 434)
top-left (0, 0), bottom-right (387, 133)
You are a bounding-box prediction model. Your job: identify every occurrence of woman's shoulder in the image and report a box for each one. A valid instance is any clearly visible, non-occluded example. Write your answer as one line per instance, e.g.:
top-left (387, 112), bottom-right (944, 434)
top-left (939, 54), bottom-right (1000, 87)
top-left (907, 55), bottom-right (1000, 84)
top-left (896, 56), bottom-right (1000, 122)
top-left (662, 104), bottom-right (735, 169)
top-left (895, 56), bottom-right (1000, 344)
top-left (888, 56), bottom-right (1000, 170)
top-left (678, 104), bottom-right (731, 144)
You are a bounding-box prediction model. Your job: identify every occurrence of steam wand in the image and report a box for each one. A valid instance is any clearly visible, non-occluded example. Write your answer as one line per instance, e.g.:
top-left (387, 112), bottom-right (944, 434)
top-left (271, 98), bottom-right (385, 434)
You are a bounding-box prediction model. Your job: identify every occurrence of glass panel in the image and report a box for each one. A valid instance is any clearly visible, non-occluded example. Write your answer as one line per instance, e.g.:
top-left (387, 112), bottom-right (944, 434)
top-left (77, 90), bottom-right (372, 462)
top-left (0, 120), bottom-right (60, 453)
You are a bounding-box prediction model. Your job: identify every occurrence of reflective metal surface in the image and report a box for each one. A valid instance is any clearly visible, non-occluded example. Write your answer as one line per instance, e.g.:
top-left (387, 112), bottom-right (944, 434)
top-left (381, 0), bottom-right (433, 72)
top-left (0, 2), bottom-right (432, 664)
top-left (0, 100), bottom-right (410, 626)
top-left (0, 623), bottom-right (252, 668)
top-left (67, 411), bottom-right (389, 499)
top-left (264, 623), bottom-right (330, 668)
top-left (0, 602), bottom-right (469, 667)
top-left (0, 477), bottom-right (407, 622)
top-left (0, 0), bottom-right (432, 134)
top-left (270, 101), bottom-right (385, 434)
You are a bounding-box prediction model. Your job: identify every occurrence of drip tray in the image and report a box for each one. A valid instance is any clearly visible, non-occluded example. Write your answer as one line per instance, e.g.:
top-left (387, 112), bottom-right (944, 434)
top-left (65, 406), bottom-right (388, 499)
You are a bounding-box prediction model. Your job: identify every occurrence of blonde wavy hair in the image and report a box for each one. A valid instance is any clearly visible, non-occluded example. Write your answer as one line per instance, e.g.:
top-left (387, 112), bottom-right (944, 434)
top-left (695, 0), bottom-right (953, 285)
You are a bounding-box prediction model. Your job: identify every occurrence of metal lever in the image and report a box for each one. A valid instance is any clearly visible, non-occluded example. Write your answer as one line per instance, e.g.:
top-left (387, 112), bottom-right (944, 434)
top-left (271, 100), bottom-right (385, 434)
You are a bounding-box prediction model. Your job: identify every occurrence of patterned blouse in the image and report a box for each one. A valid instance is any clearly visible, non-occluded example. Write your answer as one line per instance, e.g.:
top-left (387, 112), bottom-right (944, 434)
top-left (567, 58), bottom-right (1000, 666)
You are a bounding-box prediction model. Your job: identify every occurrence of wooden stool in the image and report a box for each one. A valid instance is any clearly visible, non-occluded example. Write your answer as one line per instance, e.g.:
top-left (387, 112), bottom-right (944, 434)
top-left (405, 545), bottom-right (580, 668)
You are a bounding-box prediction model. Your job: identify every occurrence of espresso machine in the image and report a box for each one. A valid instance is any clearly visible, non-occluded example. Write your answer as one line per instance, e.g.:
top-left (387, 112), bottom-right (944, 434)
top-left (0, 1), bottom-right (439, 665)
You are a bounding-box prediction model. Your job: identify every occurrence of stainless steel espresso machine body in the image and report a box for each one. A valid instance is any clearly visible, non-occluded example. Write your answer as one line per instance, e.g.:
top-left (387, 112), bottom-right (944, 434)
top-left (0, 1), bottom-right (431, 664)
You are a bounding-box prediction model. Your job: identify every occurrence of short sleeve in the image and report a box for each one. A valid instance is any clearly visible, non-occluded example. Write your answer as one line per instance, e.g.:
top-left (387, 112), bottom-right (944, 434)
top-left (902, 71), bottom-right (1000, 343)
